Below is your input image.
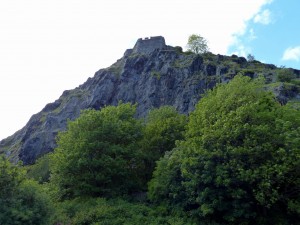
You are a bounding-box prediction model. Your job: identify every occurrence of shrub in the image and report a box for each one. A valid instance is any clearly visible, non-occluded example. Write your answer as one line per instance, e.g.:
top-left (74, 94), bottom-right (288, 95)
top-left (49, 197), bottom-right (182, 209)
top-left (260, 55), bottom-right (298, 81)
top-left (277, 68), bottom-right (296, 82)
top-left (174, 46), bottom-right (183, 53)
top-left (53, 197), bottom-right (196, 225)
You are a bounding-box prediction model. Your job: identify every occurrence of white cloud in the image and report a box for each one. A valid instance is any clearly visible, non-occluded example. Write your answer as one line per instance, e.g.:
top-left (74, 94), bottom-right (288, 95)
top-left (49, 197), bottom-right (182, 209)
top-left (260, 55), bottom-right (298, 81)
top-left (228, 1), bottom-right (274, 57)
top-left (254, 9), bottom-right (272, 25)
top-left (226, 0), bottom-right (273, 55)
top-left (282, 46), bottom-right (300, 61)
top-left (249, 29), bottom-right (257, 40)
top-left (230, 38), bottom-right (252, 57)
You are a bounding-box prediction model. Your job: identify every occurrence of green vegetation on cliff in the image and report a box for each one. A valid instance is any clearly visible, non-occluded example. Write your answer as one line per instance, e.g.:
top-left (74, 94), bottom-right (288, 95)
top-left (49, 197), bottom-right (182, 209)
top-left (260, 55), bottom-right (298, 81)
top-left (149, 75), bottom-right (300, 224)
top-left (0, 156), bottom-right (52, 225)
top-left (1, 75), bottom-right (300, 224)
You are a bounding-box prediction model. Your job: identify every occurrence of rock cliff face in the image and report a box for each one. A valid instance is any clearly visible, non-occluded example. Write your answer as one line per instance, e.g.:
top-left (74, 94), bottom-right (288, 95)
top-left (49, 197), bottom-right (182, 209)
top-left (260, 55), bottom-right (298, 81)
top-left (1, 36), bottom-right (299, 164)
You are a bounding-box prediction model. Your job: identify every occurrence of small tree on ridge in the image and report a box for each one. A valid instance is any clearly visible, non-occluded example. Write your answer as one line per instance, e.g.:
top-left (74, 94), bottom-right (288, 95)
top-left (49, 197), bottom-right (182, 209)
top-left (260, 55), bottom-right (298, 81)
top-left (187, 34), bottom-right (209, 54)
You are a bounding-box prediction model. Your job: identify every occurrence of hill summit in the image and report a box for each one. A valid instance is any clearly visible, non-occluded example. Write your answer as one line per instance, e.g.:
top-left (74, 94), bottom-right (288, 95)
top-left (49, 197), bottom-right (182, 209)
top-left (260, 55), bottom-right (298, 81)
top-left (1, 36), bottom-right (300, 164)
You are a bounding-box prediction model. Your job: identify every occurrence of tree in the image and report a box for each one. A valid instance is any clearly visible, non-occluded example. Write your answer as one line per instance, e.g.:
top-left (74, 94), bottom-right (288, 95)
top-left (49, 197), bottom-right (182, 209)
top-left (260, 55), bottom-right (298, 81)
top-left (149, 75), bottom-right (300, 224)
top-left (247, 54), bottom-right (255, 62)
top-left (187, 34), bottom-right (209, 54)
top-left (26, 154), bottom-right (50, 183)
top-left (140, 106), bottom-right (187, 183)
top-left (50, 103), bottom-right (144, 199)
top-left (277, 68), bottom-right (296, 82)
top-left (0, 156), bottom-right (52, 225)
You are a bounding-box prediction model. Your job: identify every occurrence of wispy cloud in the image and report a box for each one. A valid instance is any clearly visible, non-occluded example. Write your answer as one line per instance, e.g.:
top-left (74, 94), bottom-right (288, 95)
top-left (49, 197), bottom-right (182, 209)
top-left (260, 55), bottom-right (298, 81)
top-left (227, 0), bottom-right (274, 55)
top-left (249, 29), bottom-right (257, 41)
top-left (254, 9), bottom-right (272, 25)
top-left (230, 37), bottom-right (252, 57)
top-left (282, 46), bottom-right (300, 62)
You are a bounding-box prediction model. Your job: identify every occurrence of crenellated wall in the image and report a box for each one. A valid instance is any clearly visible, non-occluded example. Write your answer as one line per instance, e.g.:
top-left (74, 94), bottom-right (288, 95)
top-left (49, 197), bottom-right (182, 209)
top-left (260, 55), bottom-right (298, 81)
top-left (132, 36), bottom-right (166, 54)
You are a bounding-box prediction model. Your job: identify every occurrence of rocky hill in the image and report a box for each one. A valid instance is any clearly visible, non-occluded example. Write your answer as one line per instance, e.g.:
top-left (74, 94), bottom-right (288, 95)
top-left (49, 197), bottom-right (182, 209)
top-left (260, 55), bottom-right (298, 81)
top-left (1, 36), bottom-right (300, 165)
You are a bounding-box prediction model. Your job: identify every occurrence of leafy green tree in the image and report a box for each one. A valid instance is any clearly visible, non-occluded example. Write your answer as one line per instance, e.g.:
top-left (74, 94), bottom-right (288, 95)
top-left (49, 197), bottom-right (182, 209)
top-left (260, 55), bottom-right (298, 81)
top-left (26, 153), bottom-right (50, 183)
top-left (0, 156), bottom-right (22, 206)
top-left (50, 103), bottom-right (144, 199)
top-left (0, 156), bottom-right (52, 225)
top-left (149, 75), bottom-right (300, 224)
top-left (187, 34), bottom-right (209, 54)
top-left (277, 68), bottom-right (296, 82)
top-left (140, 106), bottom-right (187, 183)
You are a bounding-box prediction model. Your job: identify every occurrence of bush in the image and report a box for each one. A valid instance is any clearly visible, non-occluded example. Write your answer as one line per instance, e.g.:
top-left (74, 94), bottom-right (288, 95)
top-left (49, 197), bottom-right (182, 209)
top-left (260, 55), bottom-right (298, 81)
top-left (277, 68), bottom-right (296, 82)
top-left (53, 197), bottom-right (196, 225)
top-left (290, 79), bottom-right (300, 86)
top-left (174, 46), bottom-right (183, 53)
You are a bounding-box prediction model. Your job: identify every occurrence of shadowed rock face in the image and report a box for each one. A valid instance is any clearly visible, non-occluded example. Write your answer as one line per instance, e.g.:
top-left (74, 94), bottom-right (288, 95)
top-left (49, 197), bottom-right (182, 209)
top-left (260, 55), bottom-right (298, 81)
top-left (0, 37), bottom-right (299, 165)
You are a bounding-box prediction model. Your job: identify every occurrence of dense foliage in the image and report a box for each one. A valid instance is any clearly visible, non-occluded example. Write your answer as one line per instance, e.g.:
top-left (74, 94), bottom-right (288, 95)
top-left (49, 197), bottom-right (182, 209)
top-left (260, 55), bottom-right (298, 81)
top-left (277, 68), bottom-right (296, 82)
top-left (52, 197), bottom-right (196, 225)
top-left (26, 154), bottom-right (50, 183)
top-left (0, 156), bottom-right (52, 225)
top-left (140, 106), bottom-right (187, 183)
top-left (50, 103), bottom-right (144, 199)
top-left (2, 75), bottom-right (300, 224)
top-left (149, 75), bottom-right (300, 224)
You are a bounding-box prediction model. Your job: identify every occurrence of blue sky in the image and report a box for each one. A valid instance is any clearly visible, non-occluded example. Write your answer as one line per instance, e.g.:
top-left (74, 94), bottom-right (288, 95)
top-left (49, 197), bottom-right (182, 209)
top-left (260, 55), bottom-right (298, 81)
top-left (229, 0), bottom-right (300, 69)
top-left (0, 0), bottom-right (299, 139)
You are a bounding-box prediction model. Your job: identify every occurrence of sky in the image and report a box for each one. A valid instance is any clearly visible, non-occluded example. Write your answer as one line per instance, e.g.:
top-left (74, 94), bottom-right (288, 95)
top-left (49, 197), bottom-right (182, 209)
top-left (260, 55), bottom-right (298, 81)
top-left (0, 0), bottom-right (299, 139)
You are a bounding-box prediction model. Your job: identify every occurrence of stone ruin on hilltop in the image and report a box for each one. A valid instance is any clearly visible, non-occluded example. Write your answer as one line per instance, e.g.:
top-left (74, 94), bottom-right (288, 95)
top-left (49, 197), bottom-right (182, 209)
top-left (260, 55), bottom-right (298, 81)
top-left (124, 36), bottom-right (166, 56)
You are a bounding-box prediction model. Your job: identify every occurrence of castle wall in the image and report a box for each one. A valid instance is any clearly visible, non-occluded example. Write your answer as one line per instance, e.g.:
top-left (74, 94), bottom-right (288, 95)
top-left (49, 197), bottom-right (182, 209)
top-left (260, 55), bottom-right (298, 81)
top-left (132, 36), bottom-right (166, 54)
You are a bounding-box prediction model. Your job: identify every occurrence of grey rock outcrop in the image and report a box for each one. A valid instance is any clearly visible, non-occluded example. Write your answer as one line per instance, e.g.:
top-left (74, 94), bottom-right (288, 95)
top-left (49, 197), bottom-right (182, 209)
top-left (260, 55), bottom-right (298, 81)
top-left (0, 36), bottom-right (299, 164)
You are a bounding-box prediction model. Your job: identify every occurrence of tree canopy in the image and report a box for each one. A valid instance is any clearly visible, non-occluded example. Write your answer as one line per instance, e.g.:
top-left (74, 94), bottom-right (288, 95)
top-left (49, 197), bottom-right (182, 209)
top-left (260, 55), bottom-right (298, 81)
top-left (247, 54), bottom-right (255, 62)
top-left (149, 75), bottom-right (300, 224)
top-left (50, 103), bottom-right (145, 199)
top-left (140, 106), bottom-right (187, 183)
top-left (187, 34), bottom-right (209, 54)
top-left (0, 156), bottom-right (52, 225)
